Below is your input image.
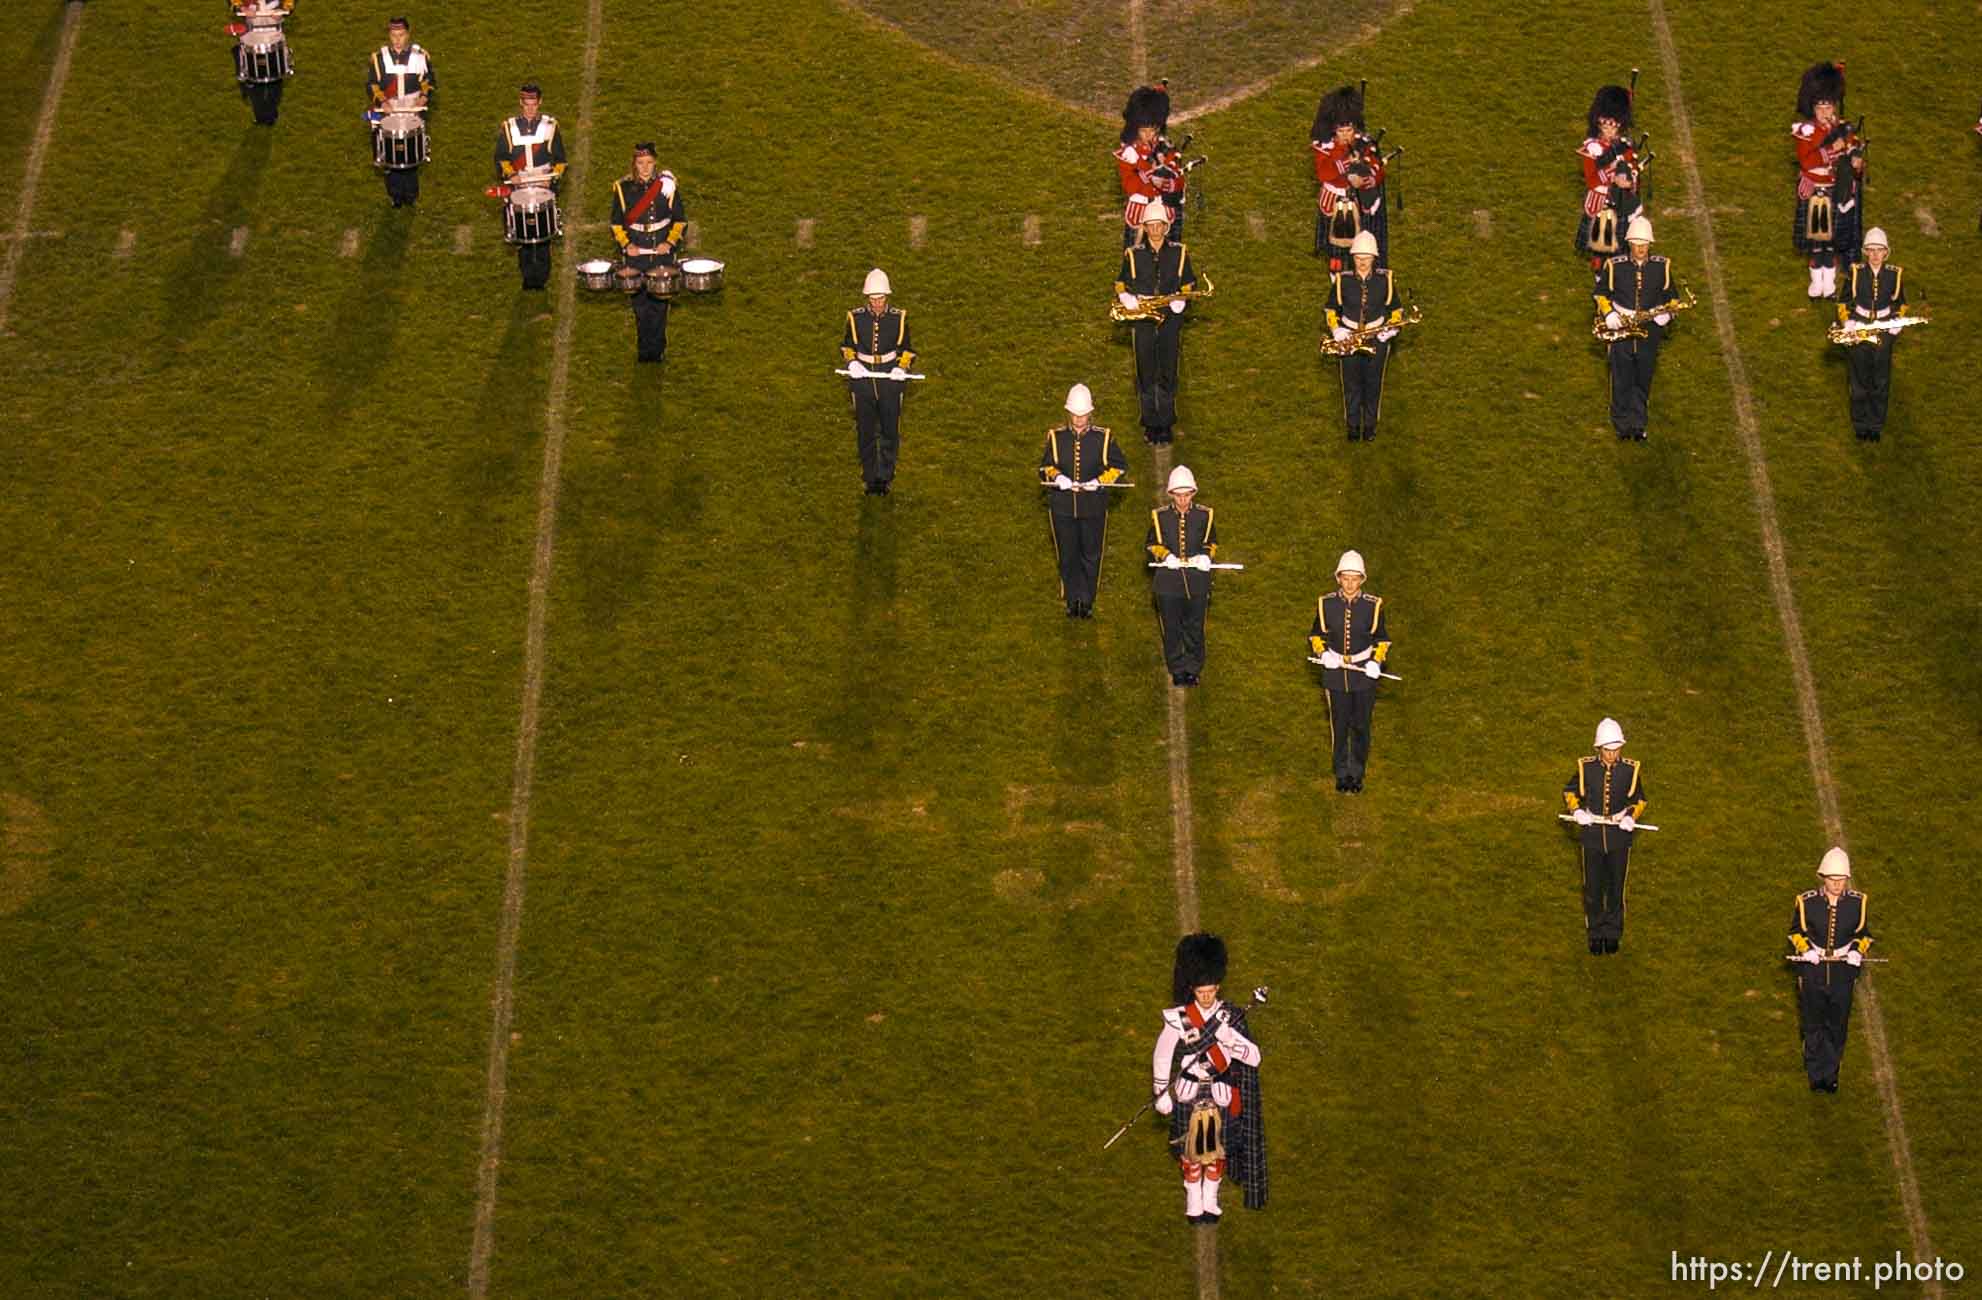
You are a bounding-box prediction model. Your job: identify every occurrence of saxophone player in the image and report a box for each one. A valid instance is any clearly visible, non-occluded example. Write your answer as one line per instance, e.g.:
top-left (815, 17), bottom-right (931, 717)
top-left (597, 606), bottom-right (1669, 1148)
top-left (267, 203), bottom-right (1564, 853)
top-left (1835, 227), bottom-right (1906, 441)
top-left (1324, 230), bottom-right (1403, 442)
top-left (1593, 216), bottom-right (1677, 441)
top-left (1114, 204), bottom-right (1198, 445)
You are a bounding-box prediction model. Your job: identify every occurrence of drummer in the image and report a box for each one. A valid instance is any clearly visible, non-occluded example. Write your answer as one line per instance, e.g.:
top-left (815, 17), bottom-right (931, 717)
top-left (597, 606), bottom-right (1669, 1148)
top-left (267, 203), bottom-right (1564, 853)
top-left (366, 16), bottom-right (435, 208)
top-left (609, 144), bottom-right (686, 363)
top-left (232, 0), bottom-right (295, 127)
top-left (493, 82), bottom-right (567, 291)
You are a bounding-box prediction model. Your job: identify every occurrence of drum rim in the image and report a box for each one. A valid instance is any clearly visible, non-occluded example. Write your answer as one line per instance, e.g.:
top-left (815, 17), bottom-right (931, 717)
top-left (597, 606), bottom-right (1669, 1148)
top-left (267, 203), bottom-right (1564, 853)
top-left (680, 257), bottom-right (723, 272)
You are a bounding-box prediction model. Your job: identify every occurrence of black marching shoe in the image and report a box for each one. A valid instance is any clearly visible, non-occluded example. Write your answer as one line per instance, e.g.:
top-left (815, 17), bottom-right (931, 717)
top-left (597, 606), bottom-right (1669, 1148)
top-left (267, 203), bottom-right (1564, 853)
top-left (1589, 937), bottom-right (1604, 955)
top-left (1171, 673), bottom-right (1188, 687)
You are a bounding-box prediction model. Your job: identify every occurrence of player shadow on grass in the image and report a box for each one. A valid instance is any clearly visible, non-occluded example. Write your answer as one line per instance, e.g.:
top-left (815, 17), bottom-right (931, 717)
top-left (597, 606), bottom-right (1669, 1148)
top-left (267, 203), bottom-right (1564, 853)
top-left (314, 214), bottom-right (413, 435)
top-left (567, 368), bottom-right (675, 631)
top-left (450, 295), bottom-right (548, 533)
top-left (155, 128), bottom-right (274, 365)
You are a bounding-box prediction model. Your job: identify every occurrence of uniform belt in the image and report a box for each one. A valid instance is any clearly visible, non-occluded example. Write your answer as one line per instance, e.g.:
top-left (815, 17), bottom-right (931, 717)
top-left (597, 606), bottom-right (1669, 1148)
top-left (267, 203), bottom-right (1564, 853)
top-left (1853, 307), bottom-right (1891, 319)
top-left (1340, 318), bottom-right (1379, 330)
top-left (628, 222), bottom-right (668, 233)
top-left (855, 351), bottom-right (898, 363)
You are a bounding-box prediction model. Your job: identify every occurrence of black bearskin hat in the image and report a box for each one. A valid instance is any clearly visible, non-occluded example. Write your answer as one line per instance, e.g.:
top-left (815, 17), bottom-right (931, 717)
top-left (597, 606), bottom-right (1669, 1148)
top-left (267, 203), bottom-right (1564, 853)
top-left (1120, 83), bottom-right (1171, 143)
top-left (1797, 62), bottom-right (1845, 117)
top-left (1172, 932), bottom-right (1229, 1006)
top-left (1587, 84), bottom-right (1632, 136)
top-left (1311, 84), bottom-right (1365, 142)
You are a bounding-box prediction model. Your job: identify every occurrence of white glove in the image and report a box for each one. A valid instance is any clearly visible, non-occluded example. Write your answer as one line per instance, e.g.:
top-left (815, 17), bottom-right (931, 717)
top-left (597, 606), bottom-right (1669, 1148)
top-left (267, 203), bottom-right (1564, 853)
top-left (1214, 1021), bottom-right (1240, 1047)
top-left (846, 359), bottom-right (868, 378)
top-left (1617, 813), bottom-right (1636, 832)
top-left (1653, 313), bottom-right (1671, 327)
top-left (1843, 948), bottom-right (1863, 967)
top-left (1118, 291), bottom-right (1140, 310)
top-left (1320, 649), bottom-right (1343, 670)
top-left (1795, 947), bottom-right (1823, 965)
top-left (1363, 659), bottom-right (1382, 679)
top-left (1604, 311), bottom-right (1623, 330)
top-left (1154, 1088), bottom-right (1174, 1116)
top-left (1377, 327), bottom-right (1399, 342)
top-left (1168, 298), bottom-right (1187, 314)
top-left (1332, 325), bottom-right (1352, 342)
top-left (1079, 479), bottom-right (1100, 492)
top-left (1572, 808), bottom-right (1595, 827)
top-left (1161, 555), bottom-right (1183, 570)
top-left (887, 366), bottom-right (908, 381)
top-left (1189, 554), bottom-right (1213, 571)
top-left (1053, 474), bottom-right (1074, 490)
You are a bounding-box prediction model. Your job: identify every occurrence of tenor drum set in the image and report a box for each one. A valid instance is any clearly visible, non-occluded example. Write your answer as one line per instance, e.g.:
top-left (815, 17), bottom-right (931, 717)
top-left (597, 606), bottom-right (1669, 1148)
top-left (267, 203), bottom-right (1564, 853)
top-left (576, 255), bottom-right (726, 297)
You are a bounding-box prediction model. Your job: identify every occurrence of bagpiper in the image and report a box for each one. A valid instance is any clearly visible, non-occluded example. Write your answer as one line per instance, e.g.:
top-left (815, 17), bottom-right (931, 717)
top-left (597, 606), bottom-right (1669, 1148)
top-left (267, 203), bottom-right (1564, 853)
top-left (1325, 230), bottom-right (1404, 442)
top-left (1145, 464), bottom-right (1218, 687)
top-left (1593, 215), bottom-right (1678, 441)
top-left (609, 144), bottom-right (686, 364)
top-left (1115, 83), bottom-right (1189, 247)
top-left (1834, 226), bottom-right (1906, 441)
top-left (1114, 205), bottom-right (1199, 445)
top-left (1151, 933), bottom-right (1266, 1225)
top-left (1308, 550), bottom-right (1391, 793)
top-left (1311, 84), bottom-right (1389, 269)
top-left (1786, 848), bottom-right (1875, 1094)
top-left (365, 16), bottom-right (435, 208)
top-left (839, 268), bottom-right (917, 495)
top-left (1577, 84), bottom-right (1640, 268)
top-left (1038, 383), bottom-right (1129, 619)
top-left (1562, 717), bottom-right (1648, 955)
top-left (1792, 61), bottom-right (1865, 298)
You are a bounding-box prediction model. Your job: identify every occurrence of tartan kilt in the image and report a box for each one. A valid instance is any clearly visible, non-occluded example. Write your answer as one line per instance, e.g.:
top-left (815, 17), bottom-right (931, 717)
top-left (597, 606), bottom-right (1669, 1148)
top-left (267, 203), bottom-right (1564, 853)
top-left (1165, 1067), bottom-right (1268, 1210)
top-left (1577, 193), bottom-right (1638, 257)
top-left (1793, 185), bottom-right (1862, 258)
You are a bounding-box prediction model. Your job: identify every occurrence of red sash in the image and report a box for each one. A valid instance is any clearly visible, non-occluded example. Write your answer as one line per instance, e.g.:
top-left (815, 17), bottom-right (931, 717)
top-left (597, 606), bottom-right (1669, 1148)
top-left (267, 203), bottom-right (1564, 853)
top-left (625, 175), bottom-right (668, 225)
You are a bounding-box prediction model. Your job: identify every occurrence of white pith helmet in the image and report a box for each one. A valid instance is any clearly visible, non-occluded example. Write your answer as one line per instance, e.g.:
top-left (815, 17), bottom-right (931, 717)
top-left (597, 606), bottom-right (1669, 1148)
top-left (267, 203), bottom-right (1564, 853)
top-left (1862, 227), bottom-right (1888, 249)
top-left (1625, 215), bottom-right (1654, 244)
top-left (1349, 231), bottom-right (1379, 257)
top-left (1594, 717), bottom-right (1626, 749)
top-left (862, 267), bottom-right (892, 296)
top-left (1141, 202), bottom-right (1173, 226)
top-left (1336, 549), bottom-right (1366, 576)
top-left (1167, 464), bottom-right (1197, 493)
top-left (1817, 847), bottom-right (1852, 878)
top-left (1064, 383), bottom-right (1094, 416)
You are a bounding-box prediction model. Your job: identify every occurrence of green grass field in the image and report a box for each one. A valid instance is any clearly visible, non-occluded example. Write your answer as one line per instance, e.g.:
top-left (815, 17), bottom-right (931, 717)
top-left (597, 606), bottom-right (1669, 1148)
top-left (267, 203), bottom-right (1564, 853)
top-left (3, 1), bottom-right (1979, 1296)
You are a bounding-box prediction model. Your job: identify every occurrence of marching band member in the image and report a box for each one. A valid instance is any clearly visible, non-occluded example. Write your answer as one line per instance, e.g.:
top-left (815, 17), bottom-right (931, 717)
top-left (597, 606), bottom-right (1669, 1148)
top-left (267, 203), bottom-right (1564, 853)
top-left (1308, 550), bottom-right (1390, 793)
top-left (610, 144), bottom-right (685, 364)
top-left (1792, 61), bottom-right (1863, 298)
top-left (1115, 83), bottom-right (1188, 247)
top-left (1145, 465), bottom-right (1218, 688)
top-left (1835, 226), bottom-right (1906, 441)
top-left (493, 83), bottom-right (567, 291)
top-left (1311, 84), bottom-right (1388, 269)
top-left (839, 269), bottom-right (916, 495)
top-left (1593, 215), bottom-right (1677, 441)
top-left (1114, 204), bottom-right (1198, 445)
top-left (1577, 85), bottom-right (1639, 268)
top-left (1562, 718), bottom-right (1648, 955)
top-left (1787, 848), bottom-right (1875, 1094)
top-left (366, 16), bottom-right (434, 208)
top-left (1151, 934), bottom-right (1266, 1225)
top-left (1324, 230), bottom-right (1403, 442)
top-left (231, 0), bottom-right (294, 127)
top-left (1038, 383), bottom-right (1129, 619)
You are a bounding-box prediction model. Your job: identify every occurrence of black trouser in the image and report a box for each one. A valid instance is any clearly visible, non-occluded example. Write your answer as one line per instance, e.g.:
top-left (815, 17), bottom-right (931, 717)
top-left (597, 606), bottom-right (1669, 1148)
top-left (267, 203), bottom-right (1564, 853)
top-left (1798, 969), bottom-right (1857, 1086)
top-left (1338, 338), bottom-right (1391, 436)
top-left (1049, 511), bottom-right (1106, 610)
top-left (1607, 327), bottom-right (1663, 435)
top-left (383, 168), bottom-right (420, 206)
top-left (243, 81), bottom-right (284, 126)
top-left (1845, 337), bottom-right (1893, 438)
top-left (1156, 590), bottom-right (1208, 675)
top-left (849, 378), bottom-right (903, 484)
top-left (1324, 687), bottom-right (1376, 783)
top-left (1579, 834), bottom-right (1632, 943)
top-left (1132, 316), bottom-right (1183, 437)
top-left (517, 243), bottom-right (552, 290)
top-left (630, 292), bottom-right (670, 361)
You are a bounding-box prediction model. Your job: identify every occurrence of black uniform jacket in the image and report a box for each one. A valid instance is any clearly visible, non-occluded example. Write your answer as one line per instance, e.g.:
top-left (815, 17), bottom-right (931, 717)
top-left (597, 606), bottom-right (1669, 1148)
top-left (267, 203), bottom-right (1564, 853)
top-left (494, 115), bottom-right (566, 184)
top-left (367, 43), bottom-right (435, 106)
top-left (1145, 503), bottom-right (1218, 597)
top-left (1562, 755), bottom-right (1647, 848)
top-left (609, 172), bottom-right (685, 254)
top-left (1594, 253), bottom-right (1676, 315)
top-left (1038, 425), bottom-right (1129, 518)
top-left (1309, 590), bottom-right (1391, 693)
top-left (1325, 269), bottom-right (1402, 331)
top-left (840, 306), bottom-right (916, 372)
top-left (1115, 239), bottom-right (1198, 300)
top-left (1789, 888), bottom-right (1873, 961)
top-left (1836, 262), bottom-right (1905, 322)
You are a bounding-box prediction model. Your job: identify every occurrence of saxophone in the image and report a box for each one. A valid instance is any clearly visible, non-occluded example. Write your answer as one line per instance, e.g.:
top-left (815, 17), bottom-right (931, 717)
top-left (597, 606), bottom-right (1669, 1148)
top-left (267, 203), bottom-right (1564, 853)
top-left (1320, 303), bottom-right (1424, 356)
top-left (1828, 306), bottom-right (1930, 346)
top-left (1110, 273), bottom-right (1216, 322)
top-left (1593, 285), bottom-right (1698, 341)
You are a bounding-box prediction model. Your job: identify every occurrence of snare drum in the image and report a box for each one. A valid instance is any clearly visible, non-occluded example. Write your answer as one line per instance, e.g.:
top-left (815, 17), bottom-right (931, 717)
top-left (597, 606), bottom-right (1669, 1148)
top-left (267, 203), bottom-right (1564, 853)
top-left (643, 264), bottom-right (683, 298)
top-left (373, 113), bottom-right (429, 170)
top-left (236, 29), bottom-right (292, 84)
top-left (504, 188), bottom-right (560, 246)
top-left (680, 258), bottom-right (725, 293)
top-left (576, 260), bottom-right (617, 291)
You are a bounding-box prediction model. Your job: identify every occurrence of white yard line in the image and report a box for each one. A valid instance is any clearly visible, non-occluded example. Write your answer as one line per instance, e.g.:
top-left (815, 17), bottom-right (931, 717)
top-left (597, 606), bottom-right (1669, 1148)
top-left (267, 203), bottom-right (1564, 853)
top-left (1128, 0), bottom-right (1147, 85)
top-left (1647, 7), bottom-right (1939, 1293)
top-left (465, 0), bottom-right (606, 1293)
top-left (0, 0), bottom-right (84, 334)
top-left (1171, 4), bottom-right (1416, 125)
